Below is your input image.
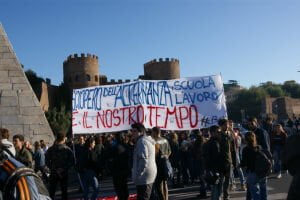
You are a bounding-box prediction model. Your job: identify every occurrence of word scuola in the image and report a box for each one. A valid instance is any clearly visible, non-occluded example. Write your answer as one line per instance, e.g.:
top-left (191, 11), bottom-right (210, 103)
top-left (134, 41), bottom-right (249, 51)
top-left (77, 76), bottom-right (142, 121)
top-left (72, 105), bottom-right (199, 129)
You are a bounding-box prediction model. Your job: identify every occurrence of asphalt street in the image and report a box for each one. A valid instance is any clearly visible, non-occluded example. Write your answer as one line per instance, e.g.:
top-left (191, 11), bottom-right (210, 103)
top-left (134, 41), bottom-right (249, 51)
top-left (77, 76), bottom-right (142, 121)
top-left (52, 170), bottom-right (292, 200)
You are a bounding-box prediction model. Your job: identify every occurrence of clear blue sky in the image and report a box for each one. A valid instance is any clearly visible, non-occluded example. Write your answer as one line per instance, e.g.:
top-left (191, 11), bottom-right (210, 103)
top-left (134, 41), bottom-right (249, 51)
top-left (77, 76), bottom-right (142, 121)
top-left (1, 0), bottom-right (300, 87)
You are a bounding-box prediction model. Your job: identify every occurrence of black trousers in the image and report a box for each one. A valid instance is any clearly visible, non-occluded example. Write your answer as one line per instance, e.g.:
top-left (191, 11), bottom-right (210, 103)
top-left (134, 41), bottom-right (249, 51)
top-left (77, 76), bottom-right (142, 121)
top-left (49, 171), bottom-right (69, 200)
top-left (136, 183), bottom-right (153, 200)
top-left (113, 174), bottom-right (129, 200)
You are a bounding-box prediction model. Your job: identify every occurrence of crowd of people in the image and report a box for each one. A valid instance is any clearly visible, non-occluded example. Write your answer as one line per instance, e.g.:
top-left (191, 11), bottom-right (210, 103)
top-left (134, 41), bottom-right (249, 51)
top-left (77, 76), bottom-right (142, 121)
top-left (0, 116), bottom-right (299, 200)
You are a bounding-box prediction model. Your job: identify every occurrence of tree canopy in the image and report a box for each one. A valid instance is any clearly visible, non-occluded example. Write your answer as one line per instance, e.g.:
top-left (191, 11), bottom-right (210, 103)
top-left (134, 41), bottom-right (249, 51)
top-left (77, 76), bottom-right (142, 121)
top-left (226, 80), bottom-right (300, 121)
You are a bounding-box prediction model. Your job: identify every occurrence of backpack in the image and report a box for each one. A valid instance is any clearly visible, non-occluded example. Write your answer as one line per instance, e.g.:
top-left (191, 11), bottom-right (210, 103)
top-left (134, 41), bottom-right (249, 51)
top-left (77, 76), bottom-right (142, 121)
top-left (254, 148), bottom-right (272, 179)
top-left (0, 149), bottom-right (51, 200)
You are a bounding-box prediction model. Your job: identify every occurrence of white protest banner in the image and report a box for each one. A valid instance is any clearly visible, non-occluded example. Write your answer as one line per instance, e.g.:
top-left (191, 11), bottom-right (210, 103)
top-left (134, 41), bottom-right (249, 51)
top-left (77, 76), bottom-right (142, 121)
top-left (72, 74), bottom-right (227, 134)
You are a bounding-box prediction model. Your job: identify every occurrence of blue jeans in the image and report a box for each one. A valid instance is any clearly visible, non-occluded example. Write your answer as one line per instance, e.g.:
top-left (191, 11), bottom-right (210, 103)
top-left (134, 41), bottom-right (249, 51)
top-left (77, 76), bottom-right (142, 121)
top-left (246, 172), bottom-right (267, 200)
top-left (235, 152), bottom-right (245, 185)
top-left (273, 145), bottom-right (282, 173)
top-left (211, 173), bottom-right (230, 200)
top-left (81, 170), bottom-right (99, 200)
top-left (211, 180), bottom-right (222, 200)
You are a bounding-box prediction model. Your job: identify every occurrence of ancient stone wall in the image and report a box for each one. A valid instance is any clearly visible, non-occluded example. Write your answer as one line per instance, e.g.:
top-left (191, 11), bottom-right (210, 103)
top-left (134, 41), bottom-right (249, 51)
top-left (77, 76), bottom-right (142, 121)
top-left (63, 53), bottom-right (100, 90)
top-left (144, 58), bottom-right (180, 80)
top-left (0, 24), bottom-right (54, 144)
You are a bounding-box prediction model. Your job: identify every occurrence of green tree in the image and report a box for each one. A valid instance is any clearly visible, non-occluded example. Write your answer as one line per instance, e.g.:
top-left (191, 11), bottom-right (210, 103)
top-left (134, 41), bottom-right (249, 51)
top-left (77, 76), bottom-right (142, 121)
top-left (227, 87), bottom-right (267, 121)
top-left (25, 69), bottom-right (44, 85)
top-left (259, 82), bottom-right (285, 97)
top-left (45, 104), bottom-right (71, 135)
top-left (282, 80), bottom-right (300, 98)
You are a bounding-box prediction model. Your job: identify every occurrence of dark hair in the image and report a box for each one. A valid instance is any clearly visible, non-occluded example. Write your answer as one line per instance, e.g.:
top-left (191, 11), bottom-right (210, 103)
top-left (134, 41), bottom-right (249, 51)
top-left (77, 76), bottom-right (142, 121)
top-left (56, 132), bottom-right (66, 142)
top-left (13, 134), bottom-right (25, 142)
top-left (131, 123), bottom-right (145, 133)
top-left (0, 128), bottom-right (10, 139)
top-left (85, 136), bottom-right (95, 148)
top-left (245, 131), bottom-right (257, 148)
top-left (247, 117), bottom-right (258, 123)
top-left (209, 125), bottom-right (220, 133)
top-left (34, 141), bottom-right (41, 148)
top-left (152, 127), bottom-right (160, 135)
top-left (218, 118), bottom-right (228, 126)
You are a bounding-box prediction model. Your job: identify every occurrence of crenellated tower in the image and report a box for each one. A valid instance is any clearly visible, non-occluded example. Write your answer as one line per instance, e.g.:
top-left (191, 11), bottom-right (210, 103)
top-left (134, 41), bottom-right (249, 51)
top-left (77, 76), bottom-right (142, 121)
top-left (143, 58), bottom-right (180, 80)
top-left (63, 53), bottom-right (100, 90)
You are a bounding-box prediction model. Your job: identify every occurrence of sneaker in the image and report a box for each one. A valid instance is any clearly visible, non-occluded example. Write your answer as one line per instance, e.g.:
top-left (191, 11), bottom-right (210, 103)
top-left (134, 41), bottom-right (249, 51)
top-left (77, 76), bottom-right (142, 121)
top-left (230, 184), bottom-right (236, 191)
top-left (276, 173), bottom-right (282, 179)
top-left (240, 184), bottom-right (246, 191)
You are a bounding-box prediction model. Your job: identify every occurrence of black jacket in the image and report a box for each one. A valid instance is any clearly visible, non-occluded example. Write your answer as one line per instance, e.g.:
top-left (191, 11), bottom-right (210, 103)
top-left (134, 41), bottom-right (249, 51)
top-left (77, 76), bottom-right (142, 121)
top-left (111, 142), bottom-right (130, 176)
top-left (203, 137), bottom-right (221, 173)
top-left (219, 132), bottom-right (237, 172)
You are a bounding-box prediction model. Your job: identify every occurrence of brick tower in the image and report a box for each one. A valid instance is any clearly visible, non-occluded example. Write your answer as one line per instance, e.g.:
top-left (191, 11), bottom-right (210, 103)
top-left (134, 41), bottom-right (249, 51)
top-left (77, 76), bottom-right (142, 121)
top-left (63, 53), bottom-right (100, 90)
top-left (143, 58), bottom-right (180, 80)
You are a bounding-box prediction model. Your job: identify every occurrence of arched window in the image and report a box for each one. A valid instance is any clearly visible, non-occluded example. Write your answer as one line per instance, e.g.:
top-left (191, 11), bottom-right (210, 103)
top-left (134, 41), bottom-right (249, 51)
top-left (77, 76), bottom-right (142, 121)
top-left (75, 75), bottom-right (79, 82)
top-left (95, 75), bottom-right (98, 82)
top-left (86, 74), bottom-right (91, 81)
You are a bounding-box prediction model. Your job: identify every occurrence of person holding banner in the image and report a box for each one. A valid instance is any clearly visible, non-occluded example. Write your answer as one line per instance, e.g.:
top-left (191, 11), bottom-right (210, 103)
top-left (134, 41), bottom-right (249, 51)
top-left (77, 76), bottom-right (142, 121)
top-left (131, 123), bottom-right (157, 200)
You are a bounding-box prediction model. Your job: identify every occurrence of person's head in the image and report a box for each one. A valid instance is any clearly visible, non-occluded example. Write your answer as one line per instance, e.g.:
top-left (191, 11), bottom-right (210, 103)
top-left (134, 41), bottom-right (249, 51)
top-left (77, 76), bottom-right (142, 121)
top-left (245, 131), bottom-right (257, 148)
top-left (194, 132), bottom-right (204, 144)
top-left (40, 139), bottom-right (46, 148)
top-left (151, 127), bottom-right (161, 139)
top-left (78, 136), bottom-right (85, 145)
top-left (179, 131), bottom-right (187, 140)
top-left (55, 132), bottom-right (66, 144)
top-left (200, 128), bottom-right (210, 138)
top-left (218, 118), bottom-right (229, 132)
top-left (95, 135), bottom-right (103, 145)
top-left (131, 123), bottom-right (145, 140)
top-left (34, 141), bottom-right (41, 150)
top-left (13, 134), bottom-right (25, 150)
top-left (273, 124), bottom-right (285, 135)
top-left (266, 117), bottom-right (273, 124)
top-left (170, 132), bottom-right (178, 143)
top-left (0, 128), bottom-right (10, 140)
top-left (247, 117), bottom-right (258, 130)
top-left (85, 136), bottom-right (95, 149)
top-left (24, 141), bottom-right (31, 149)
top-left (209, 125), bottom-right (220, 138)
top-left (115, 132), bottom-right (126, 143)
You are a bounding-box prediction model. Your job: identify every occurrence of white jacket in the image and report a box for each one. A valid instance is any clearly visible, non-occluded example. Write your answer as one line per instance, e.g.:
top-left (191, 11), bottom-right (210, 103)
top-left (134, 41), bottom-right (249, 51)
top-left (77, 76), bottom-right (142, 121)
top-left (1, 139), bottom-right (16, 156)
top-left (132, 135), bottom-right (157, 185)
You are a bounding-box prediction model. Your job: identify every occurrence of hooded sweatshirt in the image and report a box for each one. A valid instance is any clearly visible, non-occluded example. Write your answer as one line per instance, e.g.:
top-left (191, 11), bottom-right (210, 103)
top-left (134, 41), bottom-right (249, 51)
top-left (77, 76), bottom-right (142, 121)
top-left (132, 135), bottom-right (157, 185)
top-left (1, 139), bottom-right (16, 156)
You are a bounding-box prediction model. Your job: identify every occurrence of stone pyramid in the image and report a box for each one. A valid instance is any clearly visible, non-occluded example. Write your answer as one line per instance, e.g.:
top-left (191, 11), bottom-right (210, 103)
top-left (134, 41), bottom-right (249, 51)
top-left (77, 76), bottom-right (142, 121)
top-left (0, 24), bottom-right (54, 144)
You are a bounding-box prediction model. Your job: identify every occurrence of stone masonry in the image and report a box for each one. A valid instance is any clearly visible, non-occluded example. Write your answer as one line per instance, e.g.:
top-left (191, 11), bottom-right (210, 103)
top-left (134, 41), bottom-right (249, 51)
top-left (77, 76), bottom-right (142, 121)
top-left (0, 24), bottom-right (54, 144)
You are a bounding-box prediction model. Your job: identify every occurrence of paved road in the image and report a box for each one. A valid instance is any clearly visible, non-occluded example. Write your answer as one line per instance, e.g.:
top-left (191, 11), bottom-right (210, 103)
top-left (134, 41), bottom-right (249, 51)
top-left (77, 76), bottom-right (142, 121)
top-left (53, 171), bottom-right (292, 200)
top-left (168, 174), bottom-right (292, 200)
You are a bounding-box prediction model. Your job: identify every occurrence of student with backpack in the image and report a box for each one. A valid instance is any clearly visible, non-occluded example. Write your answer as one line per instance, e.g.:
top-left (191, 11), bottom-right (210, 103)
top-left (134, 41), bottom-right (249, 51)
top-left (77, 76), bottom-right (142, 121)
top-left (247, 117), bottom-right (272, 200)
top-left (240, 132), bottom-right (271, 200)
